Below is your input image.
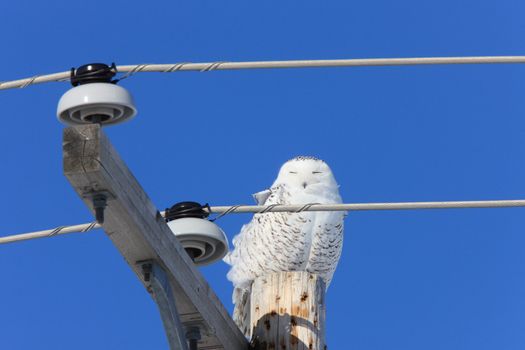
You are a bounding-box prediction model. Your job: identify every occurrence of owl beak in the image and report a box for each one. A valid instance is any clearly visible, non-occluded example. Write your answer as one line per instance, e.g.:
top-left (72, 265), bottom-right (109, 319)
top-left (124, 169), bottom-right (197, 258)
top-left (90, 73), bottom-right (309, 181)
top-left (302, 182), bottom-right (308, 189)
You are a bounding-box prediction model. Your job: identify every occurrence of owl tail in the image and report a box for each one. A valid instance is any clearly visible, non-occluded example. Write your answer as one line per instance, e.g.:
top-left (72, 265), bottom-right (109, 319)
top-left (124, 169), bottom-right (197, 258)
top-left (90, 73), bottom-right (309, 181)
top-left (232, 286), bottom-right (252, 338)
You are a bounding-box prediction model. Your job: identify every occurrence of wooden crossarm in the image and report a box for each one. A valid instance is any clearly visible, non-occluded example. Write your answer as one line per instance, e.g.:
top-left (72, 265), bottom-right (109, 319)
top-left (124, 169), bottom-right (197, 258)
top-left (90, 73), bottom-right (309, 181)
top-left (63, 124), bottom-right (247, 350)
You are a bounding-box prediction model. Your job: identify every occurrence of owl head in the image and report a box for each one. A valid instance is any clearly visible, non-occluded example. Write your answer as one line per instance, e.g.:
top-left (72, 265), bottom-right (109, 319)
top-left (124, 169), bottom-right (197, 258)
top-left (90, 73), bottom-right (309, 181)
top-left (273, 156), bottom-right (339, 189)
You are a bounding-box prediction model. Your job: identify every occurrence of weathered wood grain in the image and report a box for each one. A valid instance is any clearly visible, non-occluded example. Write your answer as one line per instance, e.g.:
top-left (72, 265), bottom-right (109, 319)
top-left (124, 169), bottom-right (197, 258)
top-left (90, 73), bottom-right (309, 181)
top-left (249, 272), bottom-right (326, 350)
top-left (63, 124), bottom-right (247, 350)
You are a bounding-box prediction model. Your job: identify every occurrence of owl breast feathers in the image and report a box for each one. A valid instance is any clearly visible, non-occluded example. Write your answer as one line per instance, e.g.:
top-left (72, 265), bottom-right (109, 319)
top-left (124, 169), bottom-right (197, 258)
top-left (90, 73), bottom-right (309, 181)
top-left (224, 156), bottom-right (345, 306)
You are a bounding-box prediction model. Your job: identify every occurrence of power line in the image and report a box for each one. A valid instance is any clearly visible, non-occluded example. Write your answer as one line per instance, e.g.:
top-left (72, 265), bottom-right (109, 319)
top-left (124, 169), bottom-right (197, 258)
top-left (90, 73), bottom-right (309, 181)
top-left (1, 199), bottom-right (524, 245)
top-left (0, 222), bottom-right (100, 245)
top-left (1, 56), bottom-right (525, 90)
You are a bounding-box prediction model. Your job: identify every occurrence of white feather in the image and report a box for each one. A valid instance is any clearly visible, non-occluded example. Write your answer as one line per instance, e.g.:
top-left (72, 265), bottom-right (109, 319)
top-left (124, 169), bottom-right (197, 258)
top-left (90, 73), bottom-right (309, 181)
top-left (224, 157), bottom-right (344, 327)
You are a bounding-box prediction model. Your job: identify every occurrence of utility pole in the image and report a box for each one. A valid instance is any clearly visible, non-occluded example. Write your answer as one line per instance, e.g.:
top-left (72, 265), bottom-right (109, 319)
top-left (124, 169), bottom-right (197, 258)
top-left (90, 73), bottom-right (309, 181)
top-left (63, 124), bottom-right (327, 349)
top-left (242, 272), bottom-right (326, 350)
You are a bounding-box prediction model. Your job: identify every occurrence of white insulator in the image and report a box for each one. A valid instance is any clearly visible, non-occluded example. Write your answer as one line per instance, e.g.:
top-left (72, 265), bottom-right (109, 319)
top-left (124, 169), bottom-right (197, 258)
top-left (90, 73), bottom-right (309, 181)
top-left (167, 218), bottom-right (229, 266)
top-left (57, 83), bottom-right (137, 126)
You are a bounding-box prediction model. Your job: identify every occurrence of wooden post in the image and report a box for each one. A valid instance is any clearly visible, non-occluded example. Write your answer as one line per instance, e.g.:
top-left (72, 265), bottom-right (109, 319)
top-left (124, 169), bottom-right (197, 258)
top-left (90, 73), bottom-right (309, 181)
top-left (249, 272), bottom-right (326, 350)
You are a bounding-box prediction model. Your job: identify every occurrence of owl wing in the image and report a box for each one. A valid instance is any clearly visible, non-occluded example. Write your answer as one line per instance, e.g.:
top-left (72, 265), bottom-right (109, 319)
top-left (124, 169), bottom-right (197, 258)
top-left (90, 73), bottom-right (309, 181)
top-left (305, 210), bottom-right (344, 288)
top-left (224, 184), bottom-right (314, 290)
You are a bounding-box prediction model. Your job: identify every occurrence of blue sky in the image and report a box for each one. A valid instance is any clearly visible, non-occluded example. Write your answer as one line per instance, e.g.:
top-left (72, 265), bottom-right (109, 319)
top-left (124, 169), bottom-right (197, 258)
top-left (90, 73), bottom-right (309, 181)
top-left (1, 0), bottom-right (524, 349)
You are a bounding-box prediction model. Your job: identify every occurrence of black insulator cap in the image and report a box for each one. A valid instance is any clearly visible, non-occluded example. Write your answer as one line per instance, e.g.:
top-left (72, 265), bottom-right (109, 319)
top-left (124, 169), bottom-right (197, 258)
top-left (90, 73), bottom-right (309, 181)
top-left (70, 63), bottom-right (117, 86)
top-left (165, 201), bottom-right (209, 222)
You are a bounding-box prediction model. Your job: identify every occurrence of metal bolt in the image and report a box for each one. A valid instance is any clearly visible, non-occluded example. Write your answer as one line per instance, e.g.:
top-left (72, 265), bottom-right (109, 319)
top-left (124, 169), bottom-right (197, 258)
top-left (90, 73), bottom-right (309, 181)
top-left (92, 193), bottom-right (108, 224)
top-left (141, 263), bottom-right (152, 283)
top-left (186, 327), bottom-right (201, 350)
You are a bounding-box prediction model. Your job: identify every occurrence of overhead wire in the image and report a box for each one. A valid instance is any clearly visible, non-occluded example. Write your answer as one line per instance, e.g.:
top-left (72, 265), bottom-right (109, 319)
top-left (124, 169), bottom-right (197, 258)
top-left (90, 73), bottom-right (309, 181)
top-left (1, 199), bottom-right (524, 245)
top-left (2, 56), bottom-right (525, 90)
top-left (2, 56), bottom-right (525, 244)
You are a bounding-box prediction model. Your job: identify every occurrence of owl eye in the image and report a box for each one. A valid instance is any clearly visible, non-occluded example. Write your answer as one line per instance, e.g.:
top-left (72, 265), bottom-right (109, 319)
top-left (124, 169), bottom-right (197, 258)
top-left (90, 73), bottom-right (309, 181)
top-left (312, 171), bottom-right (322, 174)
top-left (289, 171), bottom-right (298, 174)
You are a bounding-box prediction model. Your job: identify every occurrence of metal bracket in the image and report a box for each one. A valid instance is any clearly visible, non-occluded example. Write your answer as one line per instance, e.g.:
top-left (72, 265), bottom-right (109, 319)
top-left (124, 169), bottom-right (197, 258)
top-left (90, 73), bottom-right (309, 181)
top-left (139, 260), bottom-right (190, 350)
top-left (82, 189), bottom-right (116, 224)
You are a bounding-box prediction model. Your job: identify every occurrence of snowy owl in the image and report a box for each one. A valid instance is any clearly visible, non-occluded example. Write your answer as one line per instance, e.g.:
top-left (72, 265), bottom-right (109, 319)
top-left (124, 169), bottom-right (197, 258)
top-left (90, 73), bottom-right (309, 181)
top-left (223, 156), bottom-right (344, 330)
